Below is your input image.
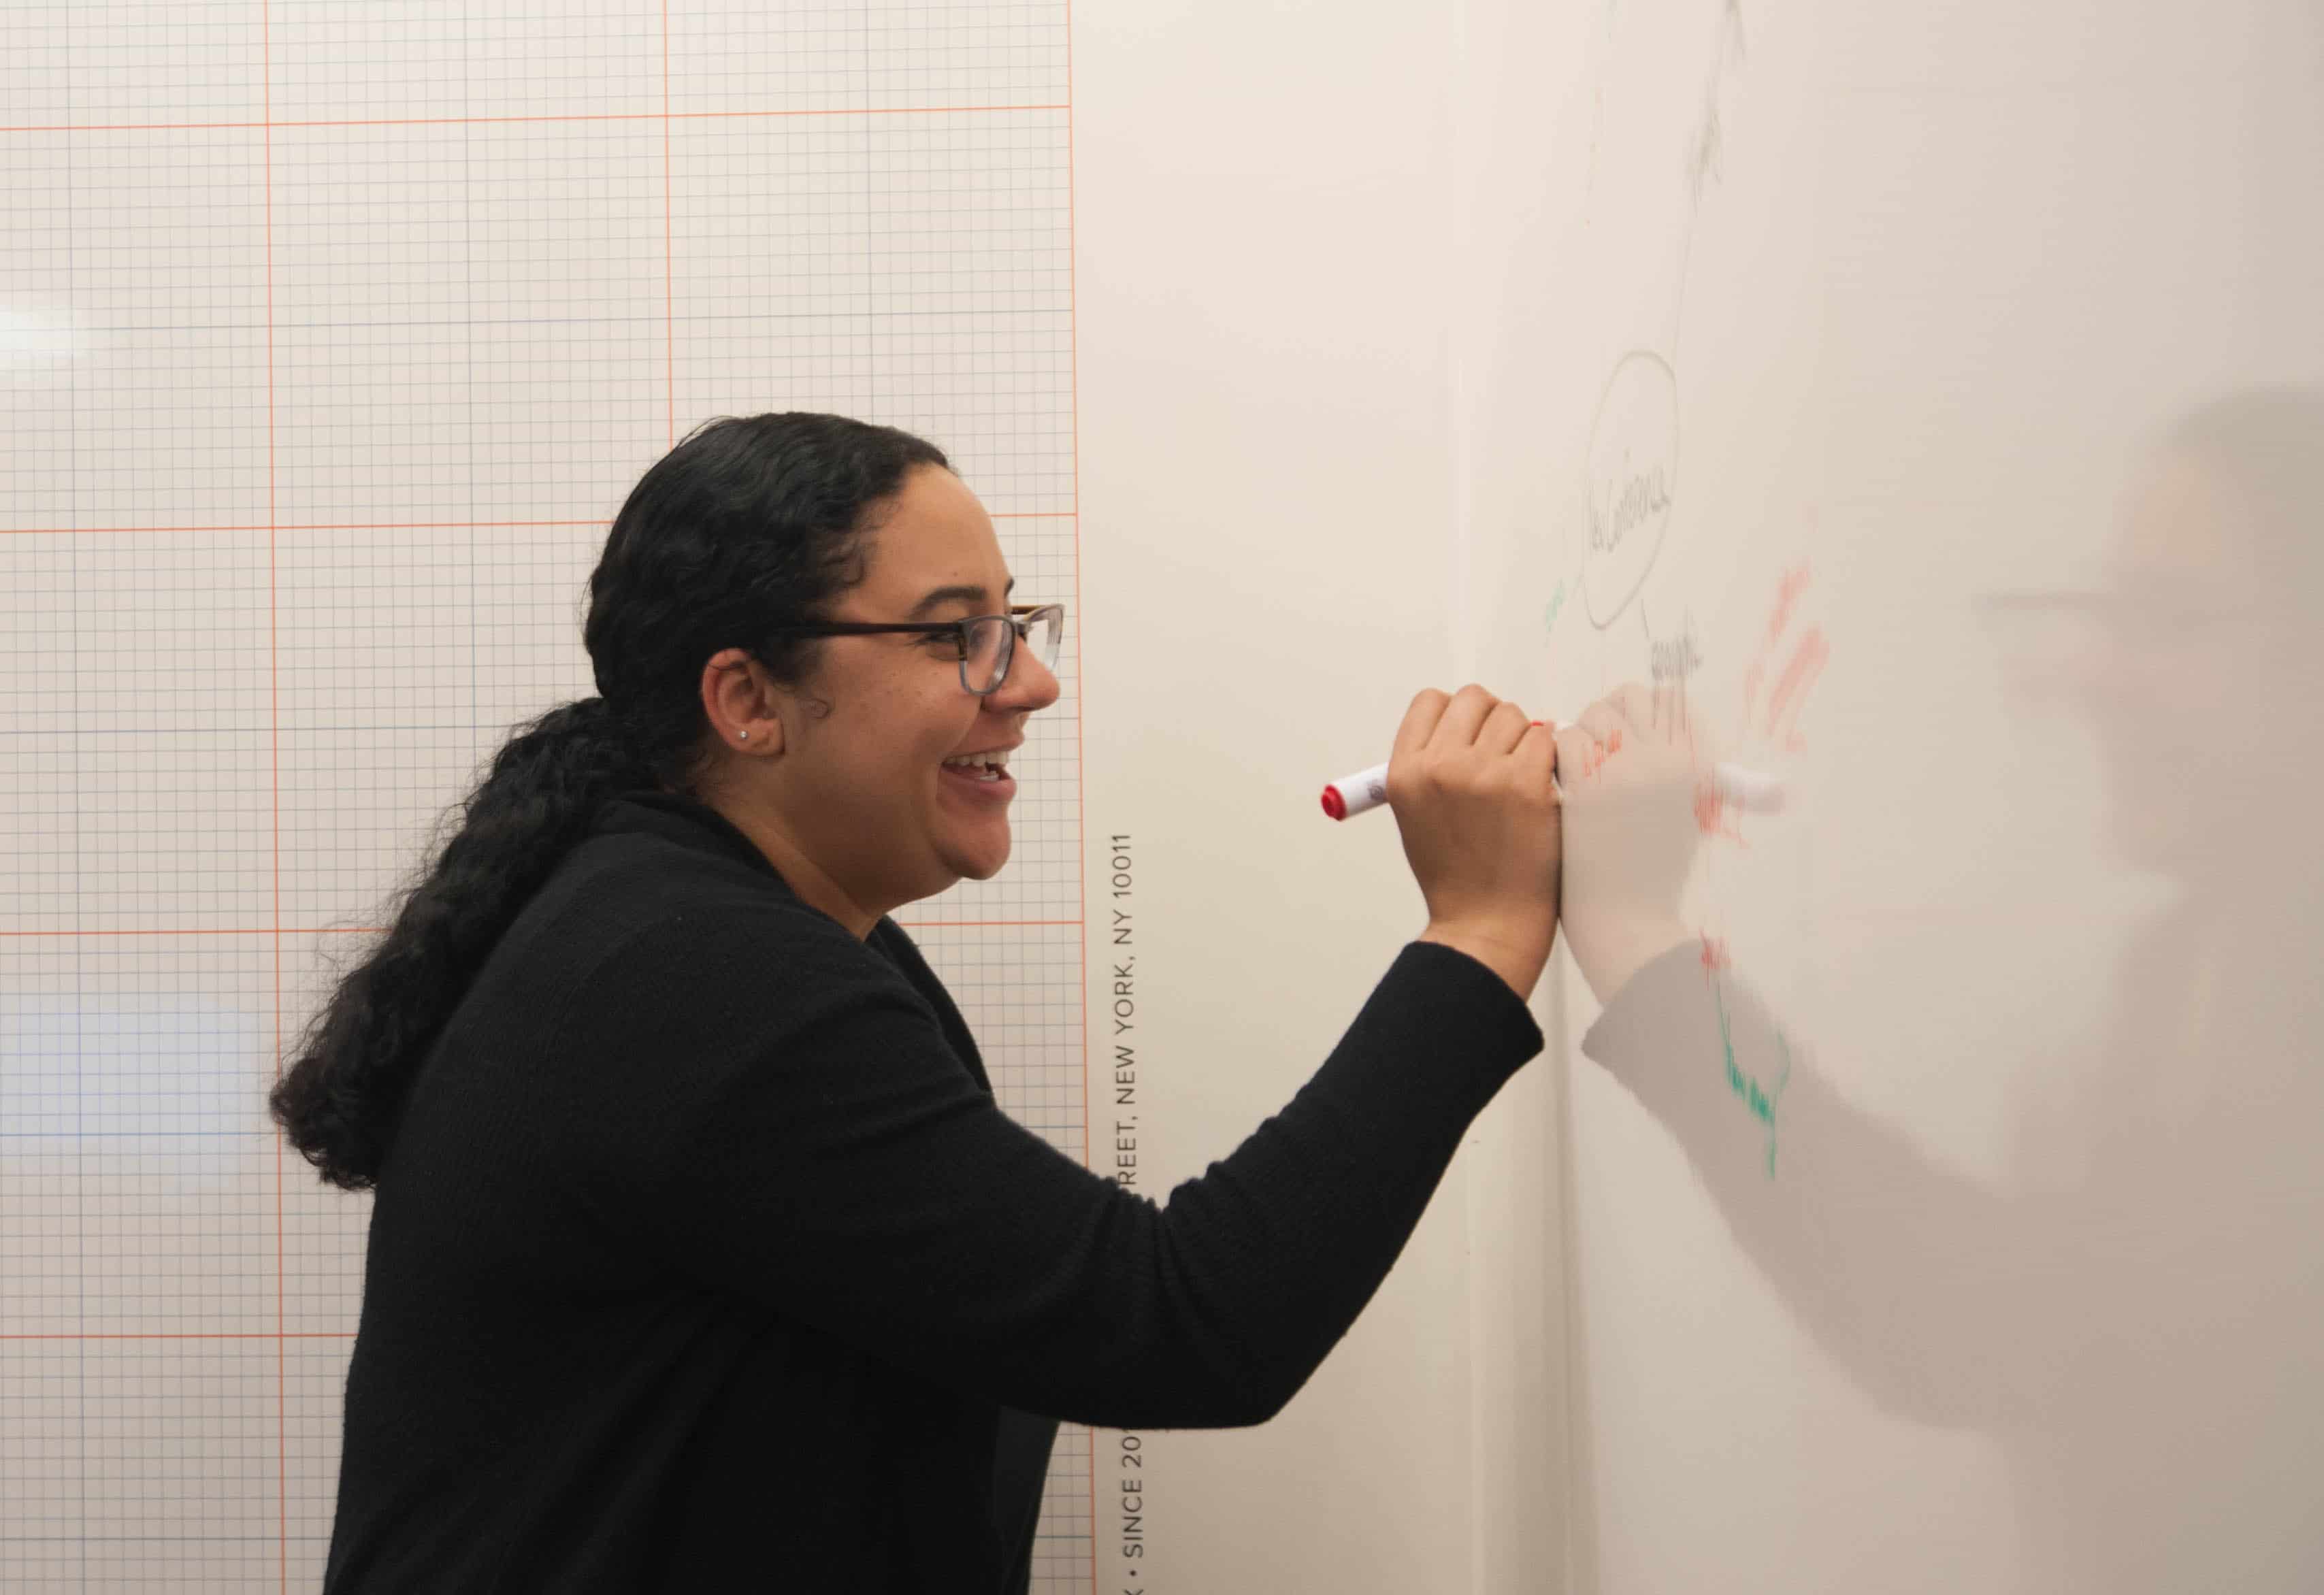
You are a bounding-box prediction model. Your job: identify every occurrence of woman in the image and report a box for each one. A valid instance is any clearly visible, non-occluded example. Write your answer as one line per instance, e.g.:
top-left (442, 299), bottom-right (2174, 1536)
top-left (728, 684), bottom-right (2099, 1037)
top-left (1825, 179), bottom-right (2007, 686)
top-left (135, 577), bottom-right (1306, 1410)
top-left (274, 412), bottom-right (1564, 1592)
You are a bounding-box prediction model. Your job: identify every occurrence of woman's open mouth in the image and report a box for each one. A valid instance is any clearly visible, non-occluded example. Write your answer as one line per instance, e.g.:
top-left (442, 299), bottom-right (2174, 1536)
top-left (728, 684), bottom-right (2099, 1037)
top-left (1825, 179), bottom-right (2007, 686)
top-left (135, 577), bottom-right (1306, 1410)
top-left (939, 751), bottom-right (1016, 800)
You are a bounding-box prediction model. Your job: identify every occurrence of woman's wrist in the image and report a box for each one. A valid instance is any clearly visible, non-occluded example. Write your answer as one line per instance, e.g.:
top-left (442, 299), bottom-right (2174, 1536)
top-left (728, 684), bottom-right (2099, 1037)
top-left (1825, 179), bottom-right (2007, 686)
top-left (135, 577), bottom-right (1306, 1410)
top-left (1419, 917), bottom-right (1555, 1002)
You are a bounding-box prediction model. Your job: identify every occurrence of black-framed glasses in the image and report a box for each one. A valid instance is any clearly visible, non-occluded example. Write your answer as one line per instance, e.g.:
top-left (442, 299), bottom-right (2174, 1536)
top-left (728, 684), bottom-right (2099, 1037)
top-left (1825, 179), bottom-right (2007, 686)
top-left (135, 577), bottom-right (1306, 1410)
top-left (766, 603), bottom-right (1064, 695)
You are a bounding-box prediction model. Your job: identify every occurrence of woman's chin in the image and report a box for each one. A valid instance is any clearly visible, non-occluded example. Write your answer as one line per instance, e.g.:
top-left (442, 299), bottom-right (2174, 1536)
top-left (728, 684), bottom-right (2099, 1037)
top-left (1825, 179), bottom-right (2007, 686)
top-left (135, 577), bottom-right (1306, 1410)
top-left (941, 829), bottom-right (1013, 883)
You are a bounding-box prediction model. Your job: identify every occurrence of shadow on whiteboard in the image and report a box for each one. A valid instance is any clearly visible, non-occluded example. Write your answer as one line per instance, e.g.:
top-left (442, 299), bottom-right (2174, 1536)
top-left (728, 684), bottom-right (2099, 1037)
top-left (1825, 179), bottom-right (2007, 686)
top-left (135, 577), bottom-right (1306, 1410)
top-left (1585, 389), bottom-right (2324, 1590)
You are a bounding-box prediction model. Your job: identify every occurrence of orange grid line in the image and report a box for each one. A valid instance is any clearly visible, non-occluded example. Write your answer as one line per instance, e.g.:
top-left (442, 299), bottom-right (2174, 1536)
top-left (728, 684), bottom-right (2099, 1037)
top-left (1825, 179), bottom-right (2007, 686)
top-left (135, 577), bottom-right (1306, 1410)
top-left (260, 4), bottom-right (290, 1581)
top-left (660, 0), bottom-right (676, 446)
top-left (0, 102), bottom-right (1070, 137)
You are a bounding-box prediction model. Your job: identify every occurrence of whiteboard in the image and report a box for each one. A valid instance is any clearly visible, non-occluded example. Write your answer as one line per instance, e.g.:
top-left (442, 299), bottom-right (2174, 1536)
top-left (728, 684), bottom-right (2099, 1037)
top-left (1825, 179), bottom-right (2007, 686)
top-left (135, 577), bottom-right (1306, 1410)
top-left (1450, 0), bottom-right (2324, 1590)
top-left (1080, 0), bottom-right (2324, 1589)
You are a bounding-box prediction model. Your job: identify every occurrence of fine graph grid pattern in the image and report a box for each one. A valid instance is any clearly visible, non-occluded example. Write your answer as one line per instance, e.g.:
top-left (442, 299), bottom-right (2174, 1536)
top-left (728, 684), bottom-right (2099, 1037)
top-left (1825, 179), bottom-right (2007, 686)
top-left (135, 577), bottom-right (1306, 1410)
top-left (1, 4), bottom-right (1092, 1590)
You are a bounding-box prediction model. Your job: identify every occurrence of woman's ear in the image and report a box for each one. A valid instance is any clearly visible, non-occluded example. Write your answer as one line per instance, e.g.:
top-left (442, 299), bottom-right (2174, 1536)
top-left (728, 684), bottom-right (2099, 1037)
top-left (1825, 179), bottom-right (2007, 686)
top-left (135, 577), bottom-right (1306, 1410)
top-left (700, 648), bottom-right (786, 755)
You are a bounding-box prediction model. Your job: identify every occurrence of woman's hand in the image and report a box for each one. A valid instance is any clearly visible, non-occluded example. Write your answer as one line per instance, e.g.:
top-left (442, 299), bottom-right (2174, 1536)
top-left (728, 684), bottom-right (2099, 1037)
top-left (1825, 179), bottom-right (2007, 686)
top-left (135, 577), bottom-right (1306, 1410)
top-left (1554, 682), bottom-right (1701, 1002)
top-left (1388, 685), bottom-right (1562, 1001)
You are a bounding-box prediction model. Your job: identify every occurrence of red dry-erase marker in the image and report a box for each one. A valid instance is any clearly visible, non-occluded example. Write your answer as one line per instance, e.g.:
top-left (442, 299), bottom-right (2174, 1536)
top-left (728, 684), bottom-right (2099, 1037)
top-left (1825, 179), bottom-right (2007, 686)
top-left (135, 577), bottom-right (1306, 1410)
top-left (1320, 753), bottom-right (1784, 820)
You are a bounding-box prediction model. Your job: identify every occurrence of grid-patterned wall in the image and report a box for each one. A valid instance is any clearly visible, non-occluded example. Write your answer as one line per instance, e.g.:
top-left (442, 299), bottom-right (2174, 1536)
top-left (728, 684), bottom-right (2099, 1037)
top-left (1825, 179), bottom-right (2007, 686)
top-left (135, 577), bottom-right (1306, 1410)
top-left (0, 5), bottom-right (1092, 1588)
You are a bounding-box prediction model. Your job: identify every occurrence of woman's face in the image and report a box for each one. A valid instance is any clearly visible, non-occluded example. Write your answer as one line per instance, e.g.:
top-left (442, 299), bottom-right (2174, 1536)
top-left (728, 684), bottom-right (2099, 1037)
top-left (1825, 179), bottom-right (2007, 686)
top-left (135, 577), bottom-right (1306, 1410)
top-left (751, 464), bottom-right (1060, 923)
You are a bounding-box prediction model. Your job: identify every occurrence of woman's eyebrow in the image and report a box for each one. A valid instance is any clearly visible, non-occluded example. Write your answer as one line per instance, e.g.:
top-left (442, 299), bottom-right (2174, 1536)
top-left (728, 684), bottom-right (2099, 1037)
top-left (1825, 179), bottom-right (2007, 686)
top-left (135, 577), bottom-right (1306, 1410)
top-left (906, 576), bottom-right (1016, 619)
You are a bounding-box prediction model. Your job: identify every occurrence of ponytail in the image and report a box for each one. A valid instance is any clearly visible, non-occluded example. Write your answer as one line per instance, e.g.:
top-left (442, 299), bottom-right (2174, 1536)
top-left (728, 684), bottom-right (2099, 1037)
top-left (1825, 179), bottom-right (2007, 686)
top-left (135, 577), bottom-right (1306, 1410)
top-left (270, 411), bottom-right (949, 1189)
top-left (270, 697), bottom-right (651, 1188)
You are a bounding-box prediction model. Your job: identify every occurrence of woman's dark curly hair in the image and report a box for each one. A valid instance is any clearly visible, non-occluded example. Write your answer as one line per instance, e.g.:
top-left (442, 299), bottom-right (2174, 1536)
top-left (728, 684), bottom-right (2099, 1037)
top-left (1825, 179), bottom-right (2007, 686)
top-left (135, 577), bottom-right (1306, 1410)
top-left (270, 412), bottom-right (951, 1190)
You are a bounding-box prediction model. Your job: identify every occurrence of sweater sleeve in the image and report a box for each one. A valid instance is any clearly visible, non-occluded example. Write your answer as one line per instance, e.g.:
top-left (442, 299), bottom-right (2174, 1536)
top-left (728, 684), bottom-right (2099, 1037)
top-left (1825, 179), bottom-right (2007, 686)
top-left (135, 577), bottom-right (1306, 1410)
top-left (555, 917), bottom-right (1541, 1430)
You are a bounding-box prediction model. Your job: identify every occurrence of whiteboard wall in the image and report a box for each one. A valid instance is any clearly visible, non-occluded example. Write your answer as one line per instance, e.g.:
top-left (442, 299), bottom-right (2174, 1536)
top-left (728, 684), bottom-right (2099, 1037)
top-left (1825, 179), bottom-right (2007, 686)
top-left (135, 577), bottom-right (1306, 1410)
top-left (6, 2), bottom-right (2323, 1592)
top-left (1450, 1), bottom-right (2324, 1590)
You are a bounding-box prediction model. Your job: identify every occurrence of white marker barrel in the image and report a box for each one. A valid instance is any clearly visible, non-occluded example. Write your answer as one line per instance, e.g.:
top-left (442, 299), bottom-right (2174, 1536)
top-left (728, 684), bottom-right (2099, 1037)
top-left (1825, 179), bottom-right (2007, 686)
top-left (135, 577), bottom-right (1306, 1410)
top-left (1318, 762), bottom-right (1394, 821)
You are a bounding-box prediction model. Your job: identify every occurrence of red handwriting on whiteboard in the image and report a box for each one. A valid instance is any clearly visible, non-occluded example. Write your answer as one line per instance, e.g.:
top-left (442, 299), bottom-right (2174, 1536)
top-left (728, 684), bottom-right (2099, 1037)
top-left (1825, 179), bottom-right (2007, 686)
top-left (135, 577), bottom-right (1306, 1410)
top-left (1699, 932), bottom-right (1731, 979)
top-left (1695, 782), bottom-right (1741, 841)
top-left (1741, 562), bottom-right (1828, 754)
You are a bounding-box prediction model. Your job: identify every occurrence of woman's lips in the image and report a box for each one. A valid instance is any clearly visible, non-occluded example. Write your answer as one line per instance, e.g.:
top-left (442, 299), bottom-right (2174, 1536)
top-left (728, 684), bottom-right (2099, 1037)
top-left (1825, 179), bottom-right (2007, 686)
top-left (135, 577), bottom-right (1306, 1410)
top-left (939, 762), bottom-right (1016, 800)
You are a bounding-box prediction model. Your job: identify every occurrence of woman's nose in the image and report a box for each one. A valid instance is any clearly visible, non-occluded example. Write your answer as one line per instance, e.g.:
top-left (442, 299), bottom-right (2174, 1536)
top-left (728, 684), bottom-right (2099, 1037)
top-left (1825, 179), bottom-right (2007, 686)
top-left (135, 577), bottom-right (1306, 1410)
top-left (994, 639), bottom-right (1062, 713)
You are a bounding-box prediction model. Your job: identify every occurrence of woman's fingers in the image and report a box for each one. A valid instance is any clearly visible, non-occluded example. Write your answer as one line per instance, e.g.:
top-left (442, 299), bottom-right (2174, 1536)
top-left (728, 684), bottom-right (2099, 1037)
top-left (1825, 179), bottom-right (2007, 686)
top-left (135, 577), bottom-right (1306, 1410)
top-left (1475, 697), bottom-right (1535, 757)
top-left (1403, 684), bottom-right (1537, 761)
top-left (1428, 683), bottom-right (1511, 753)
top-left (1393, 687), bottom-right (1454, 768)
top-left (1393, 685), bottom-right (1540, 807)
top-left (1518, 717), bottom-right (1560, 795)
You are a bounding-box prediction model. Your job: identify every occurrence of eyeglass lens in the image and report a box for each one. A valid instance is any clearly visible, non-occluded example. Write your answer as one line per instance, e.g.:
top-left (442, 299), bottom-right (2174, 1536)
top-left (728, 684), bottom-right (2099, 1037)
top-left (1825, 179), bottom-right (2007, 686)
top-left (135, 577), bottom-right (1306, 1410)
top-left (964, 609), bottom-right (1062, 694)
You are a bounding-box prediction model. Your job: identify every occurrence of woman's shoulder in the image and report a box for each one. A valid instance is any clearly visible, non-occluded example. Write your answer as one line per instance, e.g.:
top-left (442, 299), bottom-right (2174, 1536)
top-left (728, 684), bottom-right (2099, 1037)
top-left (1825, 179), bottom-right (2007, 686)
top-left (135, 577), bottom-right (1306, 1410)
top-left (540, 817), bottom-right (840, 944)
top-left (498, 849), bottom-right (942, 1122)
top-left (470, 824), bottom-right (915, 1055)
top-left (580, 843), bottom-right (896, 982)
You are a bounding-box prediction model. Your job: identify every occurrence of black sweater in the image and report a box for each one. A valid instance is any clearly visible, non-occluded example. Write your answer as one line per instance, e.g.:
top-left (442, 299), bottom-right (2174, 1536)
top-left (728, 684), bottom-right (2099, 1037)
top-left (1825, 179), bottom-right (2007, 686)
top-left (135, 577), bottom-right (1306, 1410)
top-left (321, 788), bottom-right (1543, 1592)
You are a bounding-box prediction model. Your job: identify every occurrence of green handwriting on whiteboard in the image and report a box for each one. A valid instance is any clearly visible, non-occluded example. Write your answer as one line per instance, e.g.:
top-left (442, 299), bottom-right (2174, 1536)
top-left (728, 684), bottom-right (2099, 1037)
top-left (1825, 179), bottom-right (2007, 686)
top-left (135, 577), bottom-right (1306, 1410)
top-left (1544, 580), bottom-right (1569, 639)
top-left (1714, 979), bottom-right (1793, 1177)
